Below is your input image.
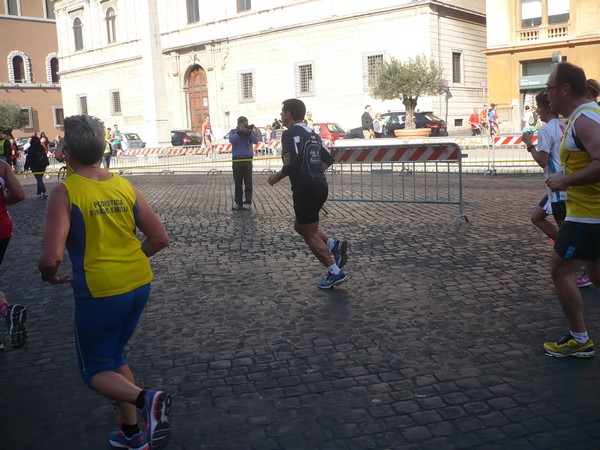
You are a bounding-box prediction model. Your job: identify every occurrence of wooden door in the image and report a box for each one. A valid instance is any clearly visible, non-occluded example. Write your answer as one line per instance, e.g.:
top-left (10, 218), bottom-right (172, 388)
top-left (188, 66), bottom-right (209, 132)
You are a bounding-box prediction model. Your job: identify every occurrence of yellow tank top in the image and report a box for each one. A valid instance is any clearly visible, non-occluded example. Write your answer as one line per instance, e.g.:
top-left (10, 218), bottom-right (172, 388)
top-left (62, 173), bottom-right (152, 298)
top-left (559, 102), bottom-right (600, 222)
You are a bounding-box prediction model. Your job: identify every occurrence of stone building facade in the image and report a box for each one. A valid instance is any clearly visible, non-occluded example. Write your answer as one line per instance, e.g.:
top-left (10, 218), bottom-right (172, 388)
top-left (485, 0), bottom-right (600, 132)
top-left (54, 0), bottom-right (486, 146)
top-left (0, 1), bottom-right (62, 139)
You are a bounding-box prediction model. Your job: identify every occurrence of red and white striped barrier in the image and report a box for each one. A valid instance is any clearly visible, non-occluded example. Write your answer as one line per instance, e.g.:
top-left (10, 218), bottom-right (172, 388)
top-left (120, 141), bottom-right (279, 157)
top-left (493, 135), bottom-right (538, 146)
top-left (331, 143), bottom-right (461, 164)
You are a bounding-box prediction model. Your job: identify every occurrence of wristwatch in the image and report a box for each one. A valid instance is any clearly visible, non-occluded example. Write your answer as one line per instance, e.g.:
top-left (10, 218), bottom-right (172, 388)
top-left (527, 144), bottom-right (536, 152)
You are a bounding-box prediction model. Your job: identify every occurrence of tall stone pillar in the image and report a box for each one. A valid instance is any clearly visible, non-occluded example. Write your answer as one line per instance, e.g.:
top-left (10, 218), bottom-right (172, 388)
top-left (139, 0), bottom-right (171, 147)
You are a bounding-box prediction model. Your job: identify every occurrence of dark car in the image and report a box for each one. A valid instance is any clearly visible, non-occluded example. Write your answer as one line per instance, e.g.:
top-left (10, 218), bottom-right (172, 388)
top-left (343, 127), bottom-right (365, 140)
top-left (312, 122), bottom-right (346, 143)
top-left (382, 111), bottom-right (448, 137)
top-left (171, 130), bottom-right (203, 146)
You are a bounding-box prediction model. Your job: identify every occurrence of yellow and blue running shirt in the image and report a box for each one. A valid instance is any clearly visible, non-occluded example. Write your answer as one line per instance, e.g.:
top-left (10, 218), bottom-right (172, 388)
top-left (62, 173), bottom-right (152, 298)
top-left (560, 102), bottom-right (600, 223)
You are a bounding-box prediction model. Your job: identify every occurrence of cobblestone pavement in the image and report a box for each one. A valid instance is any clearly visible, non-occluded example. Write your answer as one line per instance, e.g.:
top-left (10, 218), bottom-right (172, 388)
top-left (1, 172), bottom-right (599, 450)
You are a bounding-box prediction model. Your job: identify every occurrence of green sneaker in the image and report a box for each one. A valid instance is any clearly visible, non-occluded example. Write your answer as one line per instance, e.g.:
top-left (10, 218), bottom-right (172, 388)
top-left (544, 334), bottom-right (594, 358)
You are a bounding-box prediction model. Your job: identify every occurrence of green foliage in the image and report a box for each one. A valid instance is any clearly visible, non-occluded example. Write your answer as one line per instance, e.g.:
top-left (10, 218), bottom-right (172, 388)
top-left (0, 103), bottom-right (29, 133)
top-left (370, 54), bottom-right (445, 130)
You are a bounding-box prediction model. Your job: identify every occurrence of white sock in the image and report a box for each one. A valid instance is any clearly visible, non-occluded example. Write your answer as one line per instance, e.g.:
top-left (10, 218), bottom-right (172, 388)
top-left (327, 238), bottom-right (335, 250)
top-left (570, 330), bottom-right (589, 343)
top-left (328, 264), bottom-right (340, 275)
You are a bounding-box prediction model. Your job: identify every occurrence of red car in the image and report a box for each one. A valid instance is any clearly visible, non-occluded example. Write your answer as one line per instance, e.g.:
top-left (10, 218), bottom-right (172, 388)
top-left (312, 122), bottom-right (346, 143)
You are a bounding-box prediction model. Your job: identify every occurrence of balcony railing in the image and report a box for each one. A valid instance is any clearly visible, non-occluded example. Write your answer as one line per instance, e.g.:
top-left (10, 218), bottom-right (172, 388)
top-left (519, 23), bottom-right (569, 43)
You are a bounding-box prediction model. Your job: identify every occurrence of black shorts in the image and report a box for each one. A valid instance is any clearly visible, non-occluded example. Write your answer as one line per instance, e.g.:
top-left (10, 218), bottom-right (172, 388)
top-left (0, 237), bottom-right (9, 265)
top-left (538, 195), bottom-right (566, 222)
top-left (292, 182), bottom-right (328, 225)
top-left (554, 221), bottom-right (600, 261)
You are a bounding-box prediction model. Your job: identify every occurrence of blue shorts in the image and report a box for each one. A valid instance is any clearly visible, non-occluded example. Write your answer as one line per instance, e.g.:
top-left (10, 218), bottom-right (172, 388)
top-left (74, 283), bottom-right (150, 387)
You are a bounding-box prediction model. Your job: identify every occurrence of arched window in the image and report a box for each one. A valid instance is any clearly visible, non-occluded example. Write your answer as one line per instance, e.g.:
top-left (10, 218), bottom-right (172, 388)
top-left (106, 8), bottom-right (116, 43)
top-left (45, 53), bottom-right (59, 84)
top-left (7, 50), bottom-right (31, 83)
top-left (12, 56), bottom-right (24, 83)
top-left (73, 17), bottom-right (83, 51)
top-left (51, 58), bottom-right (59, 83)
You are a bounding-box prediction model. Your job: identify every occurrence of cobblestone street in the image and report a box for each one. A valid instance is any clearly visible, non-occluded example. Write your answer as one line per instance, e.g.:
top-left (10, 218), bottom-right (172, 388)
top-left (1, 172), bottom-right (599, 449)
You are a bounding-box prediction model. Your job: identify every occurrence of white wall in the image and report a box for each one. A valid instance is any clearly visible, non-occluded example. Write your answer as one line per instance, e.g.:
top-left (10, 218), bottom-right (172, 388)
top-left (54, 0), bottom-right (486, 144)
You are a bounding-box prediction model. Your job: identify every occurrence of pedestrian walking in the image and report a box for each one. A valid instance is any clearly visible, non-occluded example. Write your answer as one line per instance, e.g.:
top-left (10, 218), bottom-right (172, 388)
top-left (361, 105), bottom-right (374, 139)
top-left (38, 114), bottom-right (172, 447)
top-left (0, 158), bottom-right (27, 351)
top-left (268, 98), bottom-right (348, 289)
top-left (468, 108), bottom-right (481, 136)
top-left (373, 112), bottom-right (385, 138)
top-left (24, 136), bottom-right (49, 198)
top-left (103, 127), bottom-right (113, 169)
top-left (544, 62), bottom-right (600, 358)
top-left (229, 116), bottom-right (259, 210)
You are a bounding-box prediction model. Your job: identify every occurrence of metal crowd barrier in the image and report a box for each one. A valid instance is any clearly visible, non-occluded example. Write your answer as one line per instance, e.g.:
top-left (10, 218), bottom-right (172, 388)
top-left (328, 142), bottom-right (468, 226)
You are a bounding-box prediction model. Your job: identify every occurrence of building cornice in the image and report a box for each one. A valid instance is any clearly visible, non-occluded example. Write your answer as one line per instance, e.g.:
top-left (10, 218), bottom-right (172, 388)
top-left (483, 36), bottom-right (600, 56)
top-left (0, 83), bottom-right (61, 89)
top-left (163, 1), bottom-right (485, 54)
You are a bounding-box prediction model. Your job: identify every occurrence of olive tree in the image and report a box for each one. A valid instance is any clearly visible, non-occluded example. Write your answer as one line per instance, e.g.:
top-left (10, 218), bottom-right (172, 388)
top-left (370, 54), bottom-right (445, 131)
top-left (0, 103), bottom-right (28, 133)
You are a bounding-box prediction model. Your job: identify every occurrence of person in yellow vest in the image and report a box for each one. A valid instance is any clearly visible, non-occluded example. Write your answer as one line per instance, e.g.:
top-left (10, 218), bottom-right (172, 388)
top-left (103, 127), bottom-right (113, 168)
top-left (0, 130), bottom-right (12, 163)
top-left (38, 115), bottom-right (172, 448)
top-left (544, 62), bottom-right (600, 358)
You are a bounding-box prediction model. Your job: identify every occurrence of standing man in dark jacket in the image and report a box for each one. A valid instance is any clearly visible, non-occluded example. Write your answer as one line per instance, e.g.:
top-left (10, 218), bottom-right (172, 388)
top-left (361, 105), bottom-right (374, 139)
top-left (229, 116), bottom-right (259, 210)
top-left (268, 98), bottom-right (348, 289)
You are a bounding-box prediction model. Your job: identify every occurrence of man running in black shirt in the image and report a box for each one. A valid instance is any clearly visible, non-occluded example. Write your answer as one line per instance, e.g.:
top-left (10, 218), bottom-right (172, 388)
top-left (268, 98), bottom-right (348, 289)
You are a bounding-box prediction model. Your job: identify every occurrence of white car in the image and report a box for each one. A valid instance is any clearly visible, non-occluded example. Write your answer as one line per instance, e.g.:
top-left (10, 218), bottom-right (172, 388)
top-left (122, 132), bottom-right (145, 150)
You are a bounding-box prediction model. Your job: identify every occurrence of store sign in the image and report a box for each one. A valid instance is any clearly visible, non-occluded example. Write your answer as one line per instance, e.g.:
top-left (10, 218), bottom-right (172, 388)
top-left (519, 74), bottom-right (548, 89)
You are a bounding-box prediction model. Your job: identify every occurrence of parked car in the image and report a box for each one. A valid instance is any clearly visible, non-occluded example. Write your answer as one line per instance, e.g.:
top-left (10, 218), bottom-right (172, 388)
top-left (122, 132), bottom-right (145, 150)
top-left (343, 127), bottom-right (365, 140)
top-left (14, 137), bottom-right (28, 150)
top-left (381, 111), bottom-right (448, 137)
top-left (171, 130), bottom-right (203, 146)
top-left (312, 122), bottom-right (346, 143)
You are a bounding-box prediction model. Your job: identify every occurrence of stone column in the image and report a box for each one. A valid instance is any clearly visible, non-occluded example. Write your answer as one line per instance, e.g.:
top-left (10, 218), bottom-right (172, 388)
top-left (139, 0), bottom-right (171, 147)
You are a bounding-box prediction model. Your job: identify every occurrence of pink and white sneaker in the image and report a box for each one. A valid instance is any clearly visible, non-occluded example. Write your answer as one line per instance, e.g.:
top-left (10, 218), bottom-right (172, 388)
top-left (576, 274), bottom-right (593, 288)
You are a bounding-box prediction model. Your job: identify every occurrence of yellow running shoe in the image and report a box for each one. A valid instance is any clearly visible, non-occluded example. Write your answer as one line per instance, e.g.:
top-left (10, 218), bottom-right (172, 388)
top-left (544, 334), bottom-right (595, 358)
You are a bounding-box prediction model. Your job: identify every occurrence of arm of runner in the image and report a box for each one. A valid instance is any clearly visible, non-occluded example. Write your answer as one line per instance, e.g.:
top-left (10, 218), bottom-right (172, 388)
top-left (38, 184), bottom-right (73, 284)
top-left (0, 159), bottom-right (25, 205)
top-left (132, 186), bottom-right (170, 257)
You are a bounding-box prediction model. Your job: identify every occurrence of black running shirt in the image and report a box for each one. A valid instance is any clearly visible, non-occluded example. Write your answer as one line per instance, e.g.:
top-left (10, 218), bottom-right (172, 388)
top-left (281, 123), bottom-right (335, 189)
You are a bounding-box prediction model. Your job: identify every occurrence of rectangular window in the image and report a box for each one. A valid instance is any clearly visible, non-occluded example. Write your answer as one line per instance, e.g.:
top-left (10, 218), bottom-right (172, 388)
top-left (548, 0), bottom-right (569, 24)
top-left (237, 0), bottom-right (251, 12)
top-left (295, 63), bottom-right (314, 97)
top-left (20, 107), bottom-right (33, 129)
top-left (7, 0), bottom-right (20, 15)
top-left (187, 0), bottom-right (200, 23)
top-left (45, 0), bottom-right (55, 19)
top-left (364, 53), bottom-right (384, 91)
top-left (521, 0), bottom-right (542, 28)
top-left (239, 72), bottom-right (255, 103)
top-left (452, 52), bottom-right (462, 83)
top-left (77, 95), bottom-right (88, 115)
top-left (110, 90), bottom-right (122, 115)
top-left (53, 107), bottom-right (64, 128)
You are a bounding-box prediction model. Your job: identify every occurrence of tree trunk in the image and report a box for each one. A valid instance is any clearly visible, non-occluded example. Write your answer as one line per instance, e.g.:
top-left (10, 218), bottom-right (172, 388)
top-left (403, 98), bottom-right (418, 131)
